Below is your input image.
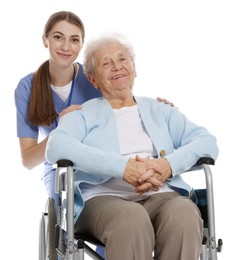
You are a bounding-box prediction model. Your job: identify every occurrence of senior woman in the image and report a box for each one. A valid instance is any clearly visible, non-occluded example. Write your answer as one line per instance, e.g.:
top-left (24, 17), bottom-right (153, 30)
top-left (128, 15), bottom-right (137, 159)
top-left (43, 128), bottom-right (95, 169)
top-left (46, 33), bottom-right (219, 260)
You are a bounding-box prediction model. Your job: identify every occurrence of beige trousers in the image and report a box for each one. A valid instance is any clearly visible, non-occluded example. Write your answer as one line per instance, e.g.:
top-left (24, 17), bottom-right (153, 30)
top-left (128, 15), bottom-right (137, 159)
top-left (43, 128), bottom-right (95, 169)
top-left (75, 192), bottom-right (203, 260)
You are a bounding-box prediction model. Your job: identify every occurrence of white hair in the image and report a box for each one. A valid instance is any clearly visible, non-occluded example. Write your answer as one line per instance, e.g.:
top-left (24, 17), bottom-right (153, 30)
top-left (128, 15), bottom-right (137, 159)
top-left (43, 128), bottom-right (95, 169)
top-left (83, 32), bottom-right (136, 77)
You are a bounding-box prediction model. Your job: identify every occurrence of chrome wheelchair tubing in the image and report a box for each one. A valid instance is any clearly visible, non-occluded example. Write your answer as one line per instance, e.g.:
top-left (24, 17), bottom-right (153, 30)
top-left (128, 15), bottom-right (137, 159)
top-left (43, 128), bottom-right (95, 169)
top-left (67, 164), bottom-right (75, 260)
top-left (203, 163), bottom-right (217, 260)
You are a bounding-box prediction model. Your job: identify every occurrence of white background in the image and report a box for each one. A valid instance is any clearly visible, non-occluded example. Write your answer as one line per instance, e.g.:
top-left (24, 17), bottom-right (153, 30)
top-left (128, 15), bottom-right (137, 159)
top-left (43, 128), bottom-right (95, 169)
top-left (1, 0), bottom-right (243, 259)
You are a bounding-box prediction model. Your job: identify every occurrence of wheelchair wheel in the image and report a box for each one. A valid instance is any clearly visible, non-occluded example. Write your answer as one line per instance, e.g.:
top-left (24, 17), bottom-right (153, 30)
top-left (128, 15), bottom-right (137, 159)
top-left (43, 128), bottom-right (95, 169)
top-left (39, 198), bottom-right (58, 260)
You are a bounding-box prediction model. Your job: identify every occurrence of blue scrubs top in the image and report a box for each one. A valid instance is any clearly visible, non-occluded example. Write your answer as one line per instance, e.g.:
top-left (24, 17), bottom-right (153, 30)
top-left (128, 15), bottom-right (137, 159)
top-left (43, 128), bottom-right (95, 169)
top-left (14, 63), bottom-right (102, 177)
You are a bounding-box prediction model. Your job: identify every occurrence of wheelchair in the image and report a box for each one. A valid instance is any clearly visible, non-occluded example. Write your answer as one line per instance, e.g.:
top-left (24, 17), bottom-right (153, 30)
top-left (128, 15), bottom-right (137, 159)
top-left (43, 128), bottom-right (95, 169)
top-left (39, 157), bottom-right (223, 260)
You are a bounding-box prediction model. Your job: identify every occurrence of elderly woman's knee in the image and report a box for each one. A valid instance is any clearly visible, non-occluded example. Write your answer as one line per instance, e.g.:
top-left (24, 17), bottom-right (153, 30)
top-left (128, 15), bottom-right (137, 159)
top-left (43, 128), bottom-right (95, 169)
top-left (159, 196), bottom-right (202, 227)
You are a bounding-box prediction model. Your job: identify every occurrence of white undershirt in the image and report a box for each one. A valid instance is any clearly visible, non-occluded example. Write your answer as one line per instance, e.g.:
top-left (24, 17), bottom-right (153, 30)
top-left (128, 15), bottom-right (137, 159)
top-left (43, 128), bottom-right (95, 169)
top-left (51, 81), bottom-right (72, 101)
top-left (115, 105), bottom-right (156, 157)
top-left (82, 105), bottom-right (173, 201)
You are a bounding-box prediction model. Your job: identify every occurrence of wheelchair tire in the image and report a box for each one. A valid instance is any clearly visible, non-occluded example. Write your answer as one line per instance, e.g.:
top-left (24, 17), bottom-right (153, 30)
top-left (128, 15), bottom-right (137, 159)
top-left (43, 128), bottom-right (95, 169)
top-left (39, 198), bottom-right (58, 260)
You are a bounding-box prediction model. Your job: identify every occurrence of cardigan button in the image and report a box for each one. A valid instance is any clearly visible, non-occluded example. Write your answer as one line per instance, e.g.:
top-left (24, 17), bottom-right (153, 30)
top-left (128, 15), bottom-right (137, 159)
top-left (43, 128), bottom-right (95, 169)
top-left (159, 150), bottom-right (166, 157)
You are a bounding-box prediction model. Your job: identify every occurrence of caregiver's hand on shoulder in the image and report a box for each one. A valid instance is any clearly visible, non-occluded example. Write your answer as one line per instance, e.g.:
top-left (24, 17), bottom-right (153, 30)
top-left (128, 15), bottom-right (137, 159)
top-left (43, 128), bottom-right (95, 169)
top-left (59, 104), bottom-right (82, 120)
top-left (157, 97), bottom-right (175, 107)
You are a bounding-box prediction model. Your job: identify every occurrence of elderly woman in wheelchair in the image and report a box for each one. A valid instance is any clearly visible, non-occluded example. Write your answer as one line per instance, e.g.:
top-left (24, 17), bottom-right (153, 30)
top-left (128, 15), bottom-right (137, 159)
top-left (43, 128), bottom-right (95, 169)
top-left (45, 32), bottom-right (219, 260)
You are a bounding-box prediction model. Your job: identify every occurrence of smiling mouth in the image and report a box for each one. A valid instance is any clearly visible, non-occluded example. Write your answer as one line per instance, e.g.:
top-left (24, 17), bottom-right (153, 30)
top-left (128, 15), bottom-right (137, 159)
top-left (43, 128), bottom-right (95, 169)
top-left (112, 74), bottom-right (125, 80)
top-left (58, 52), bottom-right (71, 57)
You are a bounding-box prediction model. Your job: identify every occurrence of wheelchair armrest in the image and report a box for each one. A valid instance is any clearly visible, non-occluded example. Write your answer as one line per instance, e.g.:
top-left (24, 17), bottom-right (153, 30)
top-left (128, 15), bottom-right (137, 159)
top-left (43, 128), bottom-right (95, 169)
top-left (54, 160), bottom-right (75, 197)
top-left (57, 159), bottom-right (74, 167)
top-left (196, 157), bottom-right (215, 166)
top-left (186, 157), bottom-right (215, 173)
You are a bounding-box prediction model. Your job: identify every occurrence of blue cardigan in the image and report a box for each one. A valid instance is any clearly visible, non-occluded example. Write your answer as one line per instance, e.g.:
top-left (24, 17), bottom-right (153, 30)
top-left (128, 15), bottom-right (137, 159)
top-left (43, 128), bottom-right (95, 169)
top-left (46, 96), bottom-right (219, 223)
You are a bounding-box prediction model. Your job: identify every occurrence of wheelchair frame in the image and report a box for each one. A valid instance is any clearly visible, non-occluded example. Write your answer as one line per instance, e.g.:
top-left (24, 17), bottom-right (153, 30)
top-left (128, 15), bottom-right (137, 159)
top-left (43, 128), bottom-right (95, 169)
top-left (39, 157), bottom-right (222, 260)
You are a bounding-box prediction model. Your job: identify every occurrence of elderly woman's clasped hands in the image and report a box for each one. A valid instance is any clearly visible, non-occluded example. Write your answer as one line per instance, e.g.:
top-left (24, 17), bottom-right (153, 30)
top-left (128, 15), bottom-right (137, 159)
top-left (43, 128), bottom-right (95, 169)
top-left (123, 155), bottom-right (172, 195)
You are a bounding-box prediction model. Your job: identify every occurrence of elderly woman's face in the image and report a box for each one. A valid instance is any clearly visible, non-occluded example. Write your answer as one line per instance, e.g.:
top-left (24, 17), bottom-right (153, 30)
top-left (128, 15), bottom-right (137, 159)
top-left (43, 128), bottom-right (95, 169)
top-left (88, 42), bottom-right (136, 98)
